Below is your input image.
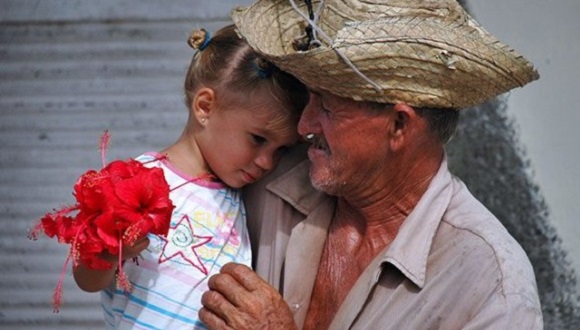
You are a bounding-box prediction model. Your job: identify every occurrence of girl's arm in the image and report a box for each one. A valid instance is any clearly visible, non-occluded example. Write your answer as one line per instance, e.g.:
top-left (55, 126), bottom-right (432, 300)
top-left (73, 237), bottom-right (150, 292)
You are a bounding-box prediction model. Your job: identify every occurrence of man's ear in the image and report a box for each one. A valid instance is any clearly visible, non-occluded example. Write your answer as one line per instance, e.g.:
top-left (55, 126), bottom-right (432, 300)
top-left (192, 87), bottom-right (216, 125)
top-left (389, 103), bottom-right (417, 150)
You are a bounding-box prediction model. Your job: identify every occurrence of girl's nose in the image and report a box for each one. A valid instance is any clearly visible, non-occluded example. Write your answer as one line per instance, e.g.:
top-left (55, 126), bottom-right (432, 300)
top-left (254, 152), bottom-right (274, 171)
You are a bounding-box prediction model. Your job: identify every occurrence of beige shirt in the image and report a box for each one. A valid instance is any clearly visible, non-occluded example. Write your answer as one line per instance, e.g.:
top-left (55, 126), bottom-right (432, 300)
top-left (243, 145), bottom-right (543, 329)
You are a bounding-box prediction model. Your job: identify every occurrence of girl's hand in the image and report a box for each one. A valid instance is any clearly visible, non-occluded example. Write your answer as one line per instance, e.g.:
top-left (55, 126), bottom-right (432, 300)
top-left (100, 236), bottom-right (150, 263)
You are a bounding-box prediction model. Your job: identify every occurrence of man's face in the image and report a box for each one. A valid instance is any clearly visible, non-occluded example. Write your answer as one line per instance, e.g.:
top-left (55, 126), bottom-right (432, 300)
top-left (297, 90), bottom-right (392, 196)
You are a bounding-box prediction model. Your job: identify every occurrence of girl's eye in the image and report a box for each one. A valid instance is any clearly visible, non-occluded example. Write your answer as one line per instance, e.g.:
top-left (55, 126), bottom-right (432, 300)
top-left (251, 134), bottom-right (267, 145)
top-left (276, 145), bottom-right (290, 155)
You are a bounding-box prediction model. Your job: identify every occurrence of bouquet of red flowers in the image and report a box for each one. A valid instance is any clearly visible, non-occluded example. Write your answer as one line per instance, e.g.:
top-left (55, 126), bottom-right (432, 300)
top-left (29, 131), bottom-right (175, 312)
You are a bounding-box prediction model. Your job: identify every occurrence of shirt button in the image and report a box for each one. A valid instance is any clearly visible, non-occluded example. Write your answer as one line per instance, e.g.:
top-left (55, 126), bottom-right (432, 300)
top-left (289, 302), bottom-right (301, 314)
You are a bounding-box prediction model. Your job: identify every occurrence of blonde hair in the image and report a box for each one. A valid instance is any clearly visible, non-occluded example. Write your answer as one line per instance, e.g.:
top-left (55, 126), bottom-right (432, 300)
top-left (184, 25), bottom-right (307, 129)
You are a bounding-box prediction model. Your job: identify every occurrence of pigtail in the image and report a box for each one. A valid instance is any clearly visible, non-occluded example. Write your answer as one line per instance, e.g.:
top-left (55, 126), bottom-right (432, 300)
top-left (183, 24), bottom-right (306, 119)
top-left (188, 28), bottom-right (211, 51)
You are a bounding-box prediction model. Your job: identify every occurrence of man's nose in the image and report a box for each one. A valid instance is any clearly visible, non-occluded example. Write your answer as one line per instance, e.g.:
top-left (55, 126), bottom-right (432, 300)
top-left (298, 94), bottom-right (318, 136)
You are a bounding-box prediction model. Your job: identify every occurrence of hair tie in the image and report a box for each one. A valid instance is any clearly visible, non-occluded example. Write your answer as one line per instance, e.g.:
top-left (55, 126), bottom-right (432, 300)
top-left (199, 31), bottom-right (211, 51)
top-left (187, 28), bottom-right (211, 51)
top-left (254, 58), bottom-right (274, 78)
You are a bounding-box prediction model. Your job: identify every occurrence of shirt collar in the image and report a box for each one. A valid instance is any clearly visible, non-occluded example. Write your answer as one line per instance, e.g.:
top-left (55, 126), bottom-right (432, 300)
top-left (266, 154), bottom-right (454, 289)
top-left (265, 159), bottom-right (328, 216)
top-left (382, 155), bottom-right (453, 288)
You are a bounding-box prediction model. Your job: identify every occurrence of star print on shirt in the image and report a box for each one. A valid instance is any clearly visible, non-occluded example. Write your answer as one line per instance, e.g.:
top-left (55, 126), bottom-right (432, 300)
top-left (158, 214), bottom-right (213, 275)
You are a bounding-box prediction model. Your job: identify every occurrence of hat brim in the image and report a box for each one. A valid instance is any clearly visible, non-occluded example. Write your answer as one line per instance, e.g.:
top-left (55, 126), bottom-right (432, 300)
top-left (232, 0), bottom-right (539, 109)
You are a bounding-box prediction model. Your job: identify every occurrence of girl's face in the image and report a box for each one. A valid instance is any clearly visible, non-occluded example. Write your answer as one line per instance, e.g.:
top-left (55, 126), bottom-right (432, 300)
top-left (197, 91), bottom-right (299, 188)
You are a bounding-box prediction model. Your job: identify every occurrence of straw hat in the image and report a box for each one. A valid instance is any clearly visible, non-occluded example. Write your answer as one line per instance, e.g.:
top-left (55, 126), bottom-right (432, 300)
top-left (232, 0), bottom-right (539, 109)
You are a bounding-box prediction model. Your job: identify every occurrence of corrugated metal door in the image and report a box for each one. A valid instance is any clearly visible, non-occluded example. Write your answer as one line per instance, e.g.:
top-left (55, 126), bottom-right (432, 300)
top-left (0, 1), bottom-right (250, 328)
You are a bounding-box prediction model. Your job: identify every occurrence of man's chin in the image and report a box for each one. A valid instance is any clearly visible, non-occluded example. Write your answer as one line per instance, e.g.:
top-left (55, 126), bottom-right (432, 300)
top-left (309, 171), bottom-right (342, 196)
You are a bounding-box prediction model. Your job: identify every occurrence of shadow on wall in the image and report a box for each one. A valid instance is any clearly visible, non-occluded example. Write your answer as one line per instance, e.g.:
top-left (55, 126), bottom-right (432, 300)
top-left (449, 1), bottom-right (580, 327)
top-left (447, 97), bottom-right (580, 328)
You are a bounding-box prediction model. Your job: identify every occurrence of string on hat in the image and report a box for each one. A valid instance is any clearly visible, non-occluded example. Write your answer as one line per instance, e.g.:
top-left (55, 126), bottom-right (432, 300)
top-left (303, 0), bottom-right (322, 48)
top-left (288, 0), bottom-right (382, 92)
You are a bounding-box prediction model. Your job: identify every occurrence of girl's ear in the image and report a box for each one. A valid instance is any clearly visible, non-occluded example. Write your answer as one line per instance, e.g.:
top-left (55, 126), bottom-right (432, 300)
top-left (192, 87), bottom-right (216, 125)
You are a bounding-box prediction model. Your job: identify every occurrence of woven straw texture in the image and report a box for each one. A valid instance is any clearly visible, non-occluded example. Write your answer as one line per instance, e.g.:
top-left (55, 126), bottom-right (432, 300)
top-left (232, 0), bottom-right (539, 109)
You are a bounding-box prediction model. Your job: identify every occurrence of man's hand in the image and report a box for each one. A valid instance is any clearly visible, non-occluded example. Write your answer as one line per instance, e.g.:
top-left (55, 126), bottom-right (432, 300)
top-left (199, 263), bottom-right (297, 330)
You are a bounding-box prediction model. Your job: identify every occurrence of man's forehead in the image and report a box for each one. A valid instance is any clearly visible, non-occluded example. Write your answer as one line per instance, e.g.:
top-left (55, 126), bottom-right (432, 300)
top-left (308, 88), bottom-right (357, 107)
top-left (307, 88), bottom-right (341, 102)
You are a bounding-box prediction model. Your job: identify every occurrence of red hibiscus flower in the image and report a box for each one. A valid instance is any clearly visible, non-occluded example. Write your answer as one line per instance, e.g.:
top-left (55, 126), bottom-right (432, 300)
top-left (28, 131), bottom-right (176, 312)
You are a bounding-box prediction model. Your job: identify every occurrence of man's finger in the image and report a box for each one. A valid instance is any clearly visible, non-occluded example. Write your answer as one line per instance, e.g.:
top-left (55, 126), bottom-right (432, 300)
top-left (198, 306), bottom-right (233, 330)
top-left (201, 289), bottom-right (238, 325)
top-left (207, 273), bottom-right (248, 308)
top-left (219, 262), bottom-right (263, 292)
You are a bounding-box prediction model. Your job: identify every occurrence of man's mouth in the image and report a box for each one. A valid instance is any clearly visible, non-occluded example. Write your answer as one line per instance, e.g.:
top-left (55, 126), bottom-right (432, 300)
top-left (309, 135), bottom-right (329, 151)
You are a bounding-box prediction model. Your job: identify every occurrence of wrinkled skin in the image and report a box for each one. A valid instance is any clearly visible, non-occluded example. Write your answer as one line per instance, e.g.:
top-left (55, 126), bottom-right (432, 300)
top-left (199, 263), bottom-right (297, 330)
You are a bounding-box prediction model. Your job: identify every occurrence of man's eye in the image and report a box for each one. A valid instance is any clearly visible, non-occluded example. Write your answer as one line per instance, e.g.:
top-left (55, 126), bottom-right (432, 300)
top-left (320, 102), bottom-right (332, 115)
top-left (251, 134), bottom-right (267, 145)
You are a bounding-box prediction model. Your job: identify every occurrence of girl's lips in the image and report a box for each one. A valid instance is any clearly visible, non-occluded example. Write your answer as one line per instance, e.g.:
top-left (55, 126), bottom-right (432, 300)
top-left (242, 171), bottom-right (257, 183)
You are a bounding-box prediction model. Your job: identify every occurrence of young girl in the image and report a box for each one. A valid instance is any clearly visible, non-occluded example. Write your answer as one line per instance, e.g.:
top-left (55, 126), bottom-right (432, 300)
top-left (72, 24), bottom-right (307, 329)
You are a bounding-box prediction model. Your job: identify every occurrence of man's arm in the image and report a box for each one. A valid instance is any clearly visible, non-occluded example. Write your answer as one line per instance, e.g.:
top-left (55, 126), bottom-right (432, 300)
top-left (462, 292), bottom-right (543, 329)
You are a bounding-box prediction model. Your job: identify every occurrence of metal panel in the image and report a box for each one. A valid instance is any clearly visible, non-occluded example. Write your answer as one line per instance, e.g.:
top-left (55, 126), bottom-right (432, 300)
top-left (0, 1), bottom-right (252, 328)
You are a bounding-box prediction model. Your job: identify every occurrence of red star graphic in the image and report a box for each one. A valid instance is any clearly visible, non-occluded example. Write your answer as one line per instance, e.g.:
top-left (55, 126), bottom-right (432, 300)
top-left (158, 214), bottom-right (213, 274)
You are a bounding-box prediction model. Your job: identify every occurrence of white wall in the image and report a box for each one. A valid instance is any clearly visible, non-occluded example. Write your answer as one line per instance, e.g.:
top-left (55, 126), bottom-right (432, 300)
top-left (468, 0), bottom-right (580, 274)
